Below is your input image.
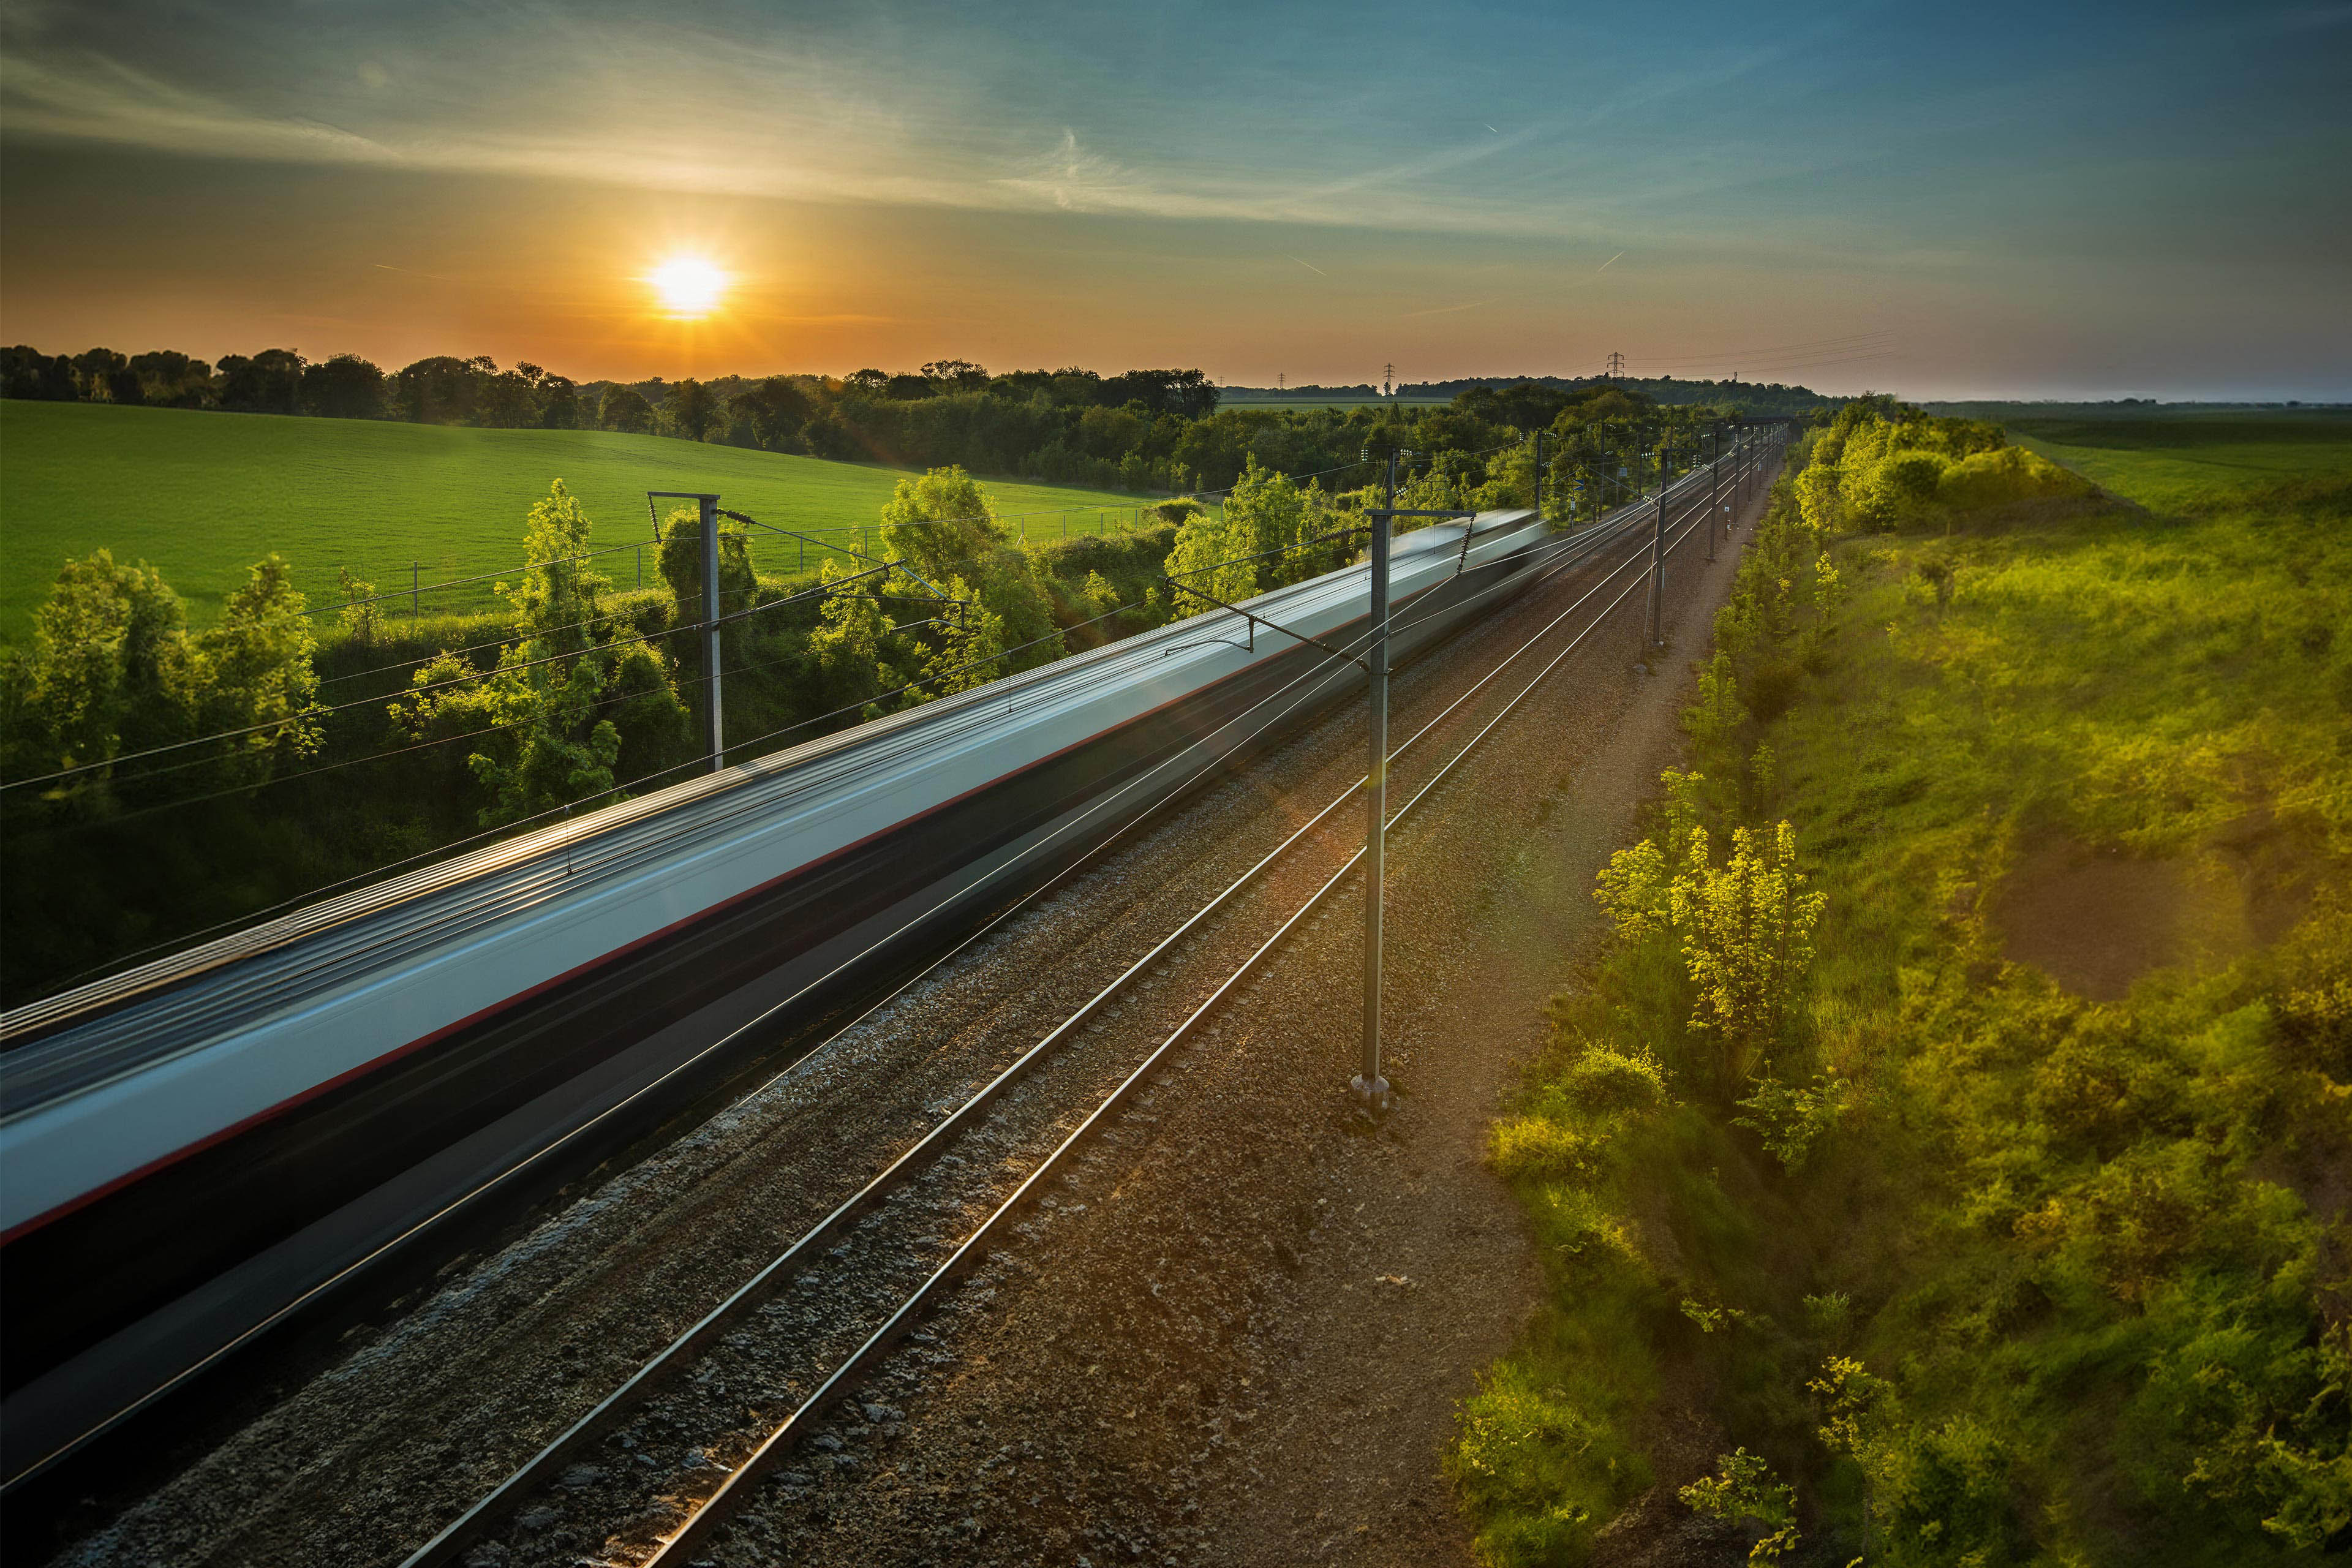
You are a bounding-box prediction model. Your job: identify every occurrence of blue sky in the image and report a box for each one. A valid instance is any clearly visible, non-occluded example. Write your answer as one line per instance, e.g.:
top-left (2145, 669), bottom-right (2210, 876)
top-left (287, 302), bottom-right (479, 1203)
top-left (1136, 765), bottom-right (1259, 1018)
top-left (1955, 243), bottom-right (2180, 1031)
top-left (2, 0), bottom-right (2346, 397)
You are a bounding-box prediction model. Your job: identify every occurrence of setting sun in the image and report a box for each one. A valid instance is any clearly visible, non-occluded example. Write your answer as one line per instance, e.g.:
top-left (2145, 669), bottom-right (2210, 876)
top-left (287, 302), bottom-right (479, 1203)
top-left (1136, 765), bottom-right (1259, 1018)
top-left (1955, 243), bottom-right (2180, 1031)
top-left (647, 255), bottom-right (726, 315)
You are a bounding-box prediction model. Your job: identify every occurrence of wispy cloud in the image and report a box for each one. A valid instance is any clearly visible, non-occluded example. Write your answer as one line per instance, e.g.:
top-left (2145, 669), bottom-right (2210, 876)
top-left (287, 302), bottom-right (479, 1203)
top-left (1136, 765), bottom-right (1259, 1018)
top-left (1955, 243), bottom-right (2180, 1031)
top-left (1403, 298), bottom-right (1494, 317)
top-left (0, 28), bottom-right (1610, 241)
top-left (1287, 255), bottom-right (1328, 276)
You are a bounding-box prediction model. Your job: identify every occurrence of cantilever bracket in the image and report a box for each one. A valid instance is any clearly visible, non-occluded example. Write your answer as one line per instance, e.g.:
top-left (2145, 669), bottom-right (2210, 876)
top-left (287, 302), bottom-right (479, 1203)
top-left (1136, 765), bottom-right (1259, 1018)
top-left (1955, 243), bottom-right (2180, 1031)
top-left (1362, 505), bottom-right (1480, 576)
top-left (1161, 578), bottom-right (1368, 669)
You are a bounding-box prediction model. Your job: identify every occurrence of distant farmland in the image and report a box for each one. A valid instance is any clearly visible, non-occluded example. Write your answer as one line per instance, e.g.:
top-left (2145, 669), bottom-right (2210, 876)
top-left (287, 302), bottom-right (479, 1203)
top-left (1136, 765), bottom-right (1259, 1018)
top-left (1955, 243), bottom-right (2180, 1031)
top-left (0, 402), bottom-right (1158, 639)
top-left (2003, 409), bottom-right (2352, 510)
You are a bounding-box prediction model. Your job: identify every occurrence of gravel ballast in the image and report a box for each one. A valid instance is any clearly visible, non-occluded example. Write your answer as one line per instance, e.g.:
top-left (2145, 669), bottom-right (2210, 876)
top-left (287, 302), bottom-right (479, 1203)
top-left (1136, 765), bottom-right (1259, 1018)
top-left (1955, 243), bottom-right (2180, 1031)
top-left (51, 473), bottom-right (1775, 1568)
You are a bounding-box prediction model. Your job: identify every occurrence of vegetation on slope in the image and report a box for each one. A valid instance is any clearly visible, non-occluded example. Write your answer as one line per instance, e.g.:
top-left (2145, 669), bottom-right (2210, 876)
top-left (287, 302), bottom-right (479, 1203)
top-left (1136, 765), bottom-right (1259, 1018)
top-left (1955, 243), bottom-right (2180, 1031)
top-left (1453, 404), bottom-right (2351, 1563)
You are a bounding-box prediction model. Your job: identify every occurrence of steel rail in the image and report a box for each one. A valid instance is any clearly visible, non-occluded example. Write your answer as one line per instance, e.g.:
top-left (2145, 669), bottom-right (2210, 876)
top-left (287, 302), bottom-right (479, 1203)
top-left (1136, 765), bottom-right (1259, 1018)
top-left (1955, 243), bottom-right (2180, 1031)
top-left (389, 444), bottom-right (1776, 1566)
top-left (641, 442), bottom-right (1774, 1564)
top-left (444, 442), bottom-right (1768, 1568)
top-left (388, 472), bottom-right (1749, 1566)
top-left (6, 556), bottom-right (1391, 1499)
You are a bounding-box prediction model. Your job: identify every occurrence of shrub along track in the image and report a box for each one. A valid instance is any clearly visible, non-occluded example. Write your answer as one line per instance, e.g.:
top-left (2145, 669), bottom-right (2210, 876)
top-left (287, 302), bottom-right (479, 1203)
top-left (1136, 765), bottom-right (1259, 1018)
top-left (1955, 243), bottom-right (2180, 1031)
top-left (50, 458), bottom-right (1774, 1568)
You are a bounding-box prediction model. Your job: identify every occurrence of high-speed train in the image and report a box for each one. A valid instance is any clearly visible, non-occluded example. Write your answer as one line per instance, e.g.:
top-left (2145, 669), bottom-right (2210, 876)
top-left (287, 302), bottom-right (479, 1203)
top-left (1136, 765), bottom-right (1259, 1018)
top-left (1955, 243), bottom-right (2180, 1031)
top-left (0, 483), bottom-right (1714, 1484)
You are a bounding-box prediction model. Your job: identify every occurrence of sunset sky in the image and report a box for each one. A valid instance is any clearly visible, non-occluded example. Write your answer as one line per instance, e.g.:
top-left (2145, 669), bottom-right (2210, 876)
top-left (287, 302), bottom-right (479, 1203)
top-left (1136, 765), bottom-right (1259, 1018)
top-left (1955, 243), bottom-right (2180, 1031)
top-left (3, 0), bottom-right (2348, 400)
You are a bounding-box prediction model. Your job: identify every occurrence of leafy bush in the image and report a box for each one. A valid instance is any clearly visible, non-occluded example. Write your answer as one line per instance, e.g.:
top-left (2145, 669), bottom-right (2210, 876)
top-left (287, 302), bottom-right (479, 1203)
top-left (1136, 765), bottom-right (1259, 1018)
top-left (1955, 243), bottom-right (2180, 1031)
top-left (1679, 1449), bottom-right (1799, 1562)
top-left (1453, 1357), bottom-right (1654, 1564)
top-left (1935, 444), bottom-right (2092, 510)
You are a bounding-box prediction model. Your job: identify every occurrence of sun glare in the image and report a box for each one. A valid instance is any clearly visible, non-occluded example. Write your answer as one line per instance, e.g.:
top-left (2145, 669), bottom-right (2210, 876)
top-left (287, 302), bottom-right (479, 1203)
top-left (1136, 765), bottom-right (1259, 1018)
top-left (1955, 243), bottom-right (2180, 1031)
top-left (649, 256), bottom-right (727, 316)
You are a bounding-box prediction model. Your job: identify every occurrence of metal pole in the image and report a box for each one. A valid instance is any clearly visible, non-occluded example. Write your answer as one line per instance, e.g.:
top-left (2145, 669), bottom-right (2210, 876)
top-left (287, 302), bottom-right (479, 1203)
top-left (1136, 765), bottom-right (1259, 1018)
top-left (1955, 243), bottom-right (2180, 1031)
top-left (700, 494), bottom-right (725, 771)
top-left (1355, 451), bottom-right (1395, 1114)
top-left (1648, 443), bottom-right (1667, 646)
top-left (411, 560), bottom-right (420, 620)
top-left (1707, 424), bottom-right (1721, 563)
top-left (1532, 429), bottom-right (1545, 520)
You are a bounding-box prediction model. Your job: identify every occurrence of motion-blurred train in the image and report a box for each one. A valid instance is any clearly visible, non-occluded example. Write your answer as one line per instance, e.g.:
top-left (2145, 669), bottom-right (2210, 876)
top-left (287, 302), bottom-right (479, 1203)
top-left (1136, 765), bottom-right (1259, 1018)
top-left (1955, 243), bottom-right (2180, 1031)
top-left (0, 480), bottom-right (1725, 1483)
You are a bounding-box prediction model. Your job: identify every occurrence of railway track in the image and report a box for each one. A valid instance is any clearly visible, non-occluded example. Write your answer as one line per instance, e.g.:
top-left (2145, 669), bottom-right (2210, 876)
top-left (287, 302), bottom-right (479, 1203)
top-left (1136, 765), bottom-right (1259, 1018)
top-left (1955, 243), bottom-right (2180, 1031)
top-left (379, 442), bottom-right (1780, 1568)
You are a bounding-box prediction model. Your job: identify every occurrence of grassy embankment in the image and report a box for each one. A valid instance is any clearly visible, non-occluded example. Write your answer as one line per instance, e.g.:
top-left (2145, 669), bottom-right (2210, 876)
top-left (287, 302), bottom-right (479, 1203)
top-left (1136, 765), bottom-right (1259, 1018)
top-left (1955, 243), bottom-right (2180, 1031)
top-left (1452, 413), bottom-right (2352, 1562)
top-left (0, 400), bottom-right (1157, 641)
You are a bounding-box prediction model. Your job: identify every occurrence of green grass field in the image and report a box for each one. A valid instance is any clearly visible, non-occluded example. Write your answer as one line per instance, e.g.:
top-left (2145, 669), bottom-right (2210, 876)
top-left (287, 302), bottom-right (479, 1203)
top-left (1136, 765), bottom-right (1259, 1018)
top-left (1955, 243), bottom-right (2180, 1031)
top-left (0, 401), bottom-right (1158, 640)
top-left (2006, 410), bottom-right (2352, 511)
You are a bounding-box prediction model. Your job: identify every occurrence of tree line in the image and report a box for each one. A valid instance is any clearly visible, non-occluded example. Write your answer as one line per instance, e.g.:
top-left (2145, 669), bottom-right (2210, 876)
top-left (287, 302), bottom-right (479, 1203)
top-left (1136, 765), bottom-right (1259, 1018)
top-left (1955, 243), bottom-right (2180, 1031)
top-left (1230, 372), bottom-right (1838, 420)
top-left (2, 342), bottom-right (1838, 504)
top-left (0, 344), bottom-right (591, 428)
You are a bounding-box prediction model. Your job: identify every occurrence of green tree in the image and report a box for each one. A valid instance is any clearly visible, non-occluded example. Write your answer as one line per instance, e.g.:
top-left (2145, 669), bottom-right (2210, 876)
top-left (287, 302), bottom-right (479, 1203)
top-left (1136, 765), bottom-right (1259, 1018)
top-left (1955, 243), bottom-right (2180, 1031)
top-left (657, 504), bottom-right (756, 627)
top-left (1164, 501), bottom-right (1257, 608)
top-left (1679, 1449), bottom-right (1799, 1563)
top-left (0, 551), bottom-right (187, 791)
top-left (217, 348), bottom-right (306, 413)
top-left (598, 385), bottom-right (654, 434)
top-left (0, 550), bottom-right (323, 802)
top-left (175, 557), bottom-right (327, 791)
top-left (1676, 820), bottom-right (1824, 1085)
top-left (394, 356), bottom-right (482, 424)
top-left (70, 347), bottom-right (128, 399)
top-left (729, 375), bottom-right (812, 450)
top-left (911, 575), bottom-right (1008, 700)
top-left (393, 481), bottom-right (687, 824)
top-left (1221, 458), bottom-right (1312, 590)
top-left (878, 466), bottom-right (1005, 584)
top-left (537, 372), bottom-right (582, 430)
top-left (337, 567), bottom-right (379, 646)
top-left (1851, 450), bottom-right (1948, 531)
top-left (870, 467), bottom-right (1060, 671)
top-left (806, 557), bottom-right (891, 718)
top-left (477, 364), bottom-right (541, 429)
top-left (666, 378), bottom-right (720, 442)
top-left (298, 354), bottom-right (386, 420)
